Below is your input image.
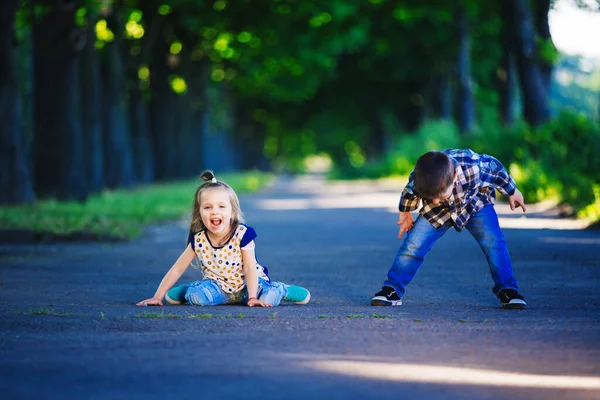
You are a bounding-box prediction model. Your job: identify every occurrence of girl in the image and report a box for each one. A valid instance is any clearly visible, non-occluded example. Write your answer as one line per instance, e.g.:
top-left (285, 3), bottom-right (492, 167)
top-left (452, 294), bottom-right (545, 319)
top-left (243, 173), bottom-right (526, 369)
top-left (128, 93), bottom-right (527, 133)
top-left (137, 171), bottom-right (310, 307)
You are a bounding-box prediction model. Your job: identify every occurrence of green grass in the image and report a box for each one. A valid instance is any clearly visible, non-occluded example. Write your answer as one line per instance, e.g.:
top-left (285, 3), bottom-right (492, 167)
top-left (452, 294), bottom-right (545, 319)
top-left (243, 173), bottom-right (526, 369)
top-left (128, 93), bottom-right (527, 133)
top-left (347, 314), bottom-right (364, 319)
top-left (188, 313), bottom-right (213, 319)
top-left (371, 313), bottom-right (393, 318)
top-left (0, 171), bottom-right (273, 240)
top-left (136, 311), bottom-right (182, 319)
top-left (13, 308), bottom-right (74, 317)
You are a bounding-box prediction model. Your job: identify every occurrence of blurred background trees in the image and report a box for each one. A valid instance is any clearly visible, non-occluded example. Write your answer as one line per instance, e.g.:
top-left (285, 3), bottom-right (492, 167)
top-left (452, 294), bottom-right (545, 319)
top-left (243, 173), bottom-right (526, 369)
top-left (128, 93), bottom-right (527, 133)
top-left (1, 0), bottom-right (599, 220)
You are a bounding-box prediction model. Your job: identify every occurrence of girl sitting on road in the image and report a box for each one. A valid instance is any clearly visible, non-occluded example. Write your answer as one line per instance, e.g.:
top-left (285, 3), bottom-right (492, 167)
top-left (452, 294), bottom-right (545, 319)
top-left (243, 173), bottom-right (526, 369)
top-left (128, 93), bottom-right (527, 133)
top-left (137, 170), bottom-right (310, 307)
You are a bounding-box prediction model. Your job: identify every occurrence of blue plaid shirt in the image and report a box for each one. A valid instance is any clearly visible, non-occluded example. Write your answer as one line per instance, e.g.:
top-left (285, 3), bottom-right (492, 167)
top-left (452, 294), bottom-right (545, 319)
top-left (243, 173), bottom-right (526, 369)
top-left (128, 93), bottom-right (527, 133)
top-left (399, 149), bottom-right (517, 231)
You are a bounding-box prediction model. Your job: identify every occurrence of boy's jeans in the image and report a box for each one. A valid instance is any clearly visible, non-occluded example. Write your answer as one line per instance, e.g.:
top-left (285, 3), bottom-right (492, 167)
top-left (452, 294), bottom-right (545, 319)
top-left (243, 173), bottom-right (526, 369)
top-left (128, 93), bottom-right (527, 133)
top-left (384, 205), bottom-right (519, 296)
top-left (185, 277), bottom-right (287, 306)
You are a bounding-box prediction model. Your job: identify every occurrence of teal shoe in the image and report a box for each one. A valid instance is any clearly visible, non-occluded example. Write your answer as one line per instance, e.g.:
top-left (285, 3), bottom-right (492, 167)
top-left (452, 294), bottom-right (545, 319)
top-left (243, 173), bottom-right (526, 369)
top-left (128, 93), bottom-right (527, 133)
top-left (165, 284), bottom-right (188, 305)
top-left (284, 285), bottom-right (310, 305)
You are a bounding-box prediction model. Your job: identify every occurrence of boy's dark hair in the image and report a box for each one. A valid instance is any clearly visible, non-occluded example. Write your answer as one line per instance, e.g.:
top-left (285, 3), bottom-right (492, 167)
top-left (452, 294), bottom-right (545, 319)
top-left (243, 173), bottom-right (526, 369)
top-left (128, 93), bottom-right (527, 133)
top-left (413, 151), bottom-right (455, 199)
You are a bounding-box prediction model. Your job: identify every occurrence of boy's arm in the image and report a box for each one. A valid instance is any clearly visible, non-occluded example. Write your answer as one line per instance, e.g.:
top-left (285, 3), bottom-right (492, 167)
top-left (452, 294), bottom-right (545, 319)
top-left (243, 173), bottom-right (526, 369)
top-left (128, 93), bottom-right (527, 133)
top-left (136, 244), bottom-right (196, 306)
top-left (398, 172), bottom-right (422, 212)
top-left (478, 153), bottom-right (517, 196)
top-left (478, 153), bottom-right (526, 212)
top-left (396, 172), bottom-right (420, 239)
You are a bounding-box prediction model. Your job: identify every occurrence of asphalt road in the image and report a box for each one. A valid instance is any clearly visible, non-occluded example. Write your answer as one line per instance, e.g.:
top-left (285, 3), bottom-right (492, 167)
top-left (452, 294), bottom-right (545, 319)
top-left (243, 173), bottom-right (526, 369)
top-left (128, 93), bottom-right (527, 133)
top-left (1, 175), bottom-right (599, 400)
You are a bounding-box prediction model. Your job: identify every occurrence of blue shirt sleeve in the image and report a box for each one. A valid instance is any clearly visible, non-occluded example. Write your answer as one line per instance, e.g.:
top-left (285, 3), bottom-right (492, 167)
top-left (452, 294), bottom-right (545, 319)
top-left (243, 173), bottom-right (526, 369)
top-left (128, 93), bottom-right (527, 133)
top-left (240, 225), bottom-right (257, 248)
top-left (478, 153), bottom-right (516, 196)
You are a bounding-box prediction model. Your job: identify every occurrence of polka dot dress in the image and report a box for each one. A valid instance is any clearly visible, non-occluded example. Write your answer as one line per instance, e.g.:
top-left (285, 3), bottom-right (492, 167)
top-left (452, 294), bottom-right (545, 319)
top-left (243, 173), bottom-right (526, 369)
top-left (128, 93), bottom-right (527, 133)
top-left (190, 224), bottom-right (268, 294)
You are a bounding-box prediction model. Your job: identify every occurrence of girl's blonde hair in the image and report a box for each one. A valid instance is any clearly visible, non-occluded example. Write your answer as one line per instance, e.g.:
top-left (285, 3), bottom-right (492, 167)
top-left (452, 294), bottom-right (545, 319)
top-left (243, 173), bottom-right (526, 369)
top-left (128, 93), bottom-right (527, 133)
top-left (188, 170), bottom-right (245, 238)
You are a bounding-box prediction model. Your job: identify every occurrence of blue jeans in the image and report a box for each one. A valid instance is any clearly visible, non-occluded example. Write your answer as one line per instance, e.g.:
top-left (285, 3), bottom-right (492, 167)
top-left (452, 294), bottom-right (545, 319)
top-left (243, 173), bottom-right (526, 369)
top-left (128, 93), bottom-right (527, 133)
top-left (184, 277), bottom-right (287, 306)
top-left (384, 205), bottom-right (519, 296)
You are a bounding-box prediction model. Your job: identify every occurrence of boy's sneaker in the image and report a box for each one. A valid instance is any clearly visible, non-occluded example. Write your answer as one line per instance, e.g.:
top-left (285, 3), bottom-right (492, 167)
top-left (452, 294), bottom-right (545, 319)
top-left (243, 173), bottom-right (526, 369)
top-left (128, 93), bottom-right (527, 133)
top-left (284, 285), bottom-right (311, 304)
top-left (498, 289), bottom-right (527, 309)
top-left (165, 284), bottom-right (188, 305)
top-left (371, 286), bottom-right (402, 306)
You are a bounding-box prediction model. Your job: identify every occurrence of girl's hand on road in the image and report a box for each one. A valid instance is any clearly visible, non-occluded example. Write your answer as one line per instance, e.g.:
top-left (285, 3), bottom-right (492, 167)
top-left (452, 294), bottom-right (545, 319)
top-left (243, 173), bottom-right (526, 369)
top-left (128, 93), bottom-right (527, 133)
top-left (397, 212), bottom-right (414, 239)
top-left (247, 297), bottom-right (272, 307)
top-left (136, 297), bottom-right (163, 306)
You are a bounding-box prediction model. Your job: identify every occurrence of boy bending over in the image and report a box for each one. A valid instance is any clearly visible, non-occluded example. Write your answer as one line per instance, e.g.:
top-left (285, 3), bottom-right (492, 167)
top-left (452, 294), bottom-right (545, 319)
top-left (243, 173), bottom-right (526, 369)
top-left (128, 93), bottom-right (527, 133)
top-left (371, 149), bottom-right (527, 309)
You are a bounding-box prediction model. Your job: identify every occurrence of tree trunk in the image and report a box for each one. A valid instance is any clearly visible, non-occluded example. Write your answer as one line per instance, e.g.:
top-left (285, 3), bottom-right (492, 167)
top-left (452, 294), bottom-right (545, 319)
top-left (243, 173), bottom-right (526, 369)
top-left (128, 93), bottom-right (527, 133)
top-left (507, 0), bottom-right (550, 126)
top-left (101, 11), bottom-right (135, 188)
top-left (202, 82), bottom-right (240, 171)
top-left (148, 46), bottom-right (179, 180)
top-left (184, 59), bottom-right (208, 175)
top-left (397, 80), bottom-right (426, 133)
top-left (33, 0), bottom-right (87, 201)
top-left (364, 107), bottom-right (387, 159)
top-left (80, 15), bottom-right (103, 193)
top-left (172, 47), bottom-right (195, 178)
top-left (456, 6), bottom-right (475, 134)
top-left (499, 1), bottom-right (517, 126)
top-left (0, 0), bottom-right (35, 204)
top-left (533, 0), bottom-right (553, 94)
top-left (431, 74), bottom-right (452, 120)
top-left (129, 84), bottom-right (154, 184)
top-left (127, 2), bottom-right (160, 183)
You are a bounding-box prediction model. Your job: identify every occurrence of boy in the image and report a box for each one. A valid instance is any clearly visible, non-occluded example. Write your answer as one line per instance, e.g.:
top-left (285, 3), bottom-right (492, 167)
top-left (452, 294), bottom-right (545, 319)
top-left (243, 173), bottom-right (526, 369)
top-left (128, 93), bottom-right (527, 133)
top-left (371, 149), bottom-right (527, 309)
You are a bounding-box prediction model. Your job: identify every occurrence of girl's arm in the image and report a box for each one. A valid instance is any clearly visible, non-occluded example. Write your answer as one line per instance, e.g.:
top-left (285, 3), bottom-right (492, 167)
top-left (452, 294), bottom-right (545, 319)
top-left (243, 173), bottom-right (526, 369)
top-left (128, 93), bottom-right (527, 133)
top-left (136, 244), bottom-right (196, 306)
top-left (242, 244), bottom-right (272, 307)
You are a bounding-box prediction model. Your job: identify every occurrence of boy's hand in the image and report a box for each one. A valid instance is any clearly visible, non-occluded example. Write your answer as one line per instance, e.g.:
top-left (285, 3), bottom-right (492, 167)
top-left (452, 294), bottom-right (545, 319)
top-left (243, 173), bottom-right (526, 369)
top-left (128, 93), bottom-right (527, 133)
top-left (136, 297), bottom-right (163, 306)
top-left (508, 189), bottom-right (527, 212)
top-left (397, 212), bottom-right (414, 239)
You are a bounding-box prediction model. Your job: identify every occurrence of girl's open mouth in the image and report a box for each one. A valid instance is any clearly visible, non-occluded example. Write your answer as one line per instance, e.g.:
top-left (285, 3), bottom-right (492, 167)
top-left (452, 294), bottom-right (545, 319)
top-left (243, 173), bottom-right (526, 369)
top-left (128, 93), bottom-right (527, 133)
top-left (210, 218), bottom-right (222, 228)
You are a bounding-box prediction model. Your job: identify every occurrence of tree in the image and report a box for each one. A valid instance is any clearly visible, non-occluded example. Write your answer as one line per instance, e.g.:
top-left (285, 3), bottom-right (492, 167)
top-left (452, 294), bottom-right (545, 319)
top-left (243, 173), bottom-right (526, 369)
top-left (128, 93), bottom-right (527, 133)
top-left (498, 1), bottom-right (517, 125)
top-left (101, 6), bottom-right (135, 188)
top-left (79, 5), bottom-right (104, 193)
top-left (506, 0), bottom-right (550, 126)
top-left (455, 5), bottom-right (475, 133)
top-left (33, 0), bottom-right (88, 201)
top-left (0, 0), bottom-right (35, 204)
top-left (533, 0), bottom-right (554, 93)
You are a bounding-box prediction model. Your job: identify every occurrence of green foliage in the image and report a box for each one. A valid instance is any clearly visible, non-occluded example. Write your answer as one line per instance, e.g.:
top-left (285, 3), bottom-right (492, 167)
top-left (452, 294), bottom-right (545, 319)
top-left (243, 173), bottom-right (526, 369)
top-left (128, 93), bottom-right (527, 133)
top-left (528, 112), bottom-right (600, 208)
top-left (470, 111), bottom-right (600, 221)
top-left (13, 0), bottom-right (597, 229)
top-left (329, 110), bottom-right (600, 225)
top-left (536, 37), bottom-right (560, 65)
top-left (330, 120), bottom-right (461, 179)
top-left (0, 172), bottom-right (272, 240)
top-left (578, 185), bottom-right (600, 222)
top-left (551, 55), bottom-right (600, 119)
